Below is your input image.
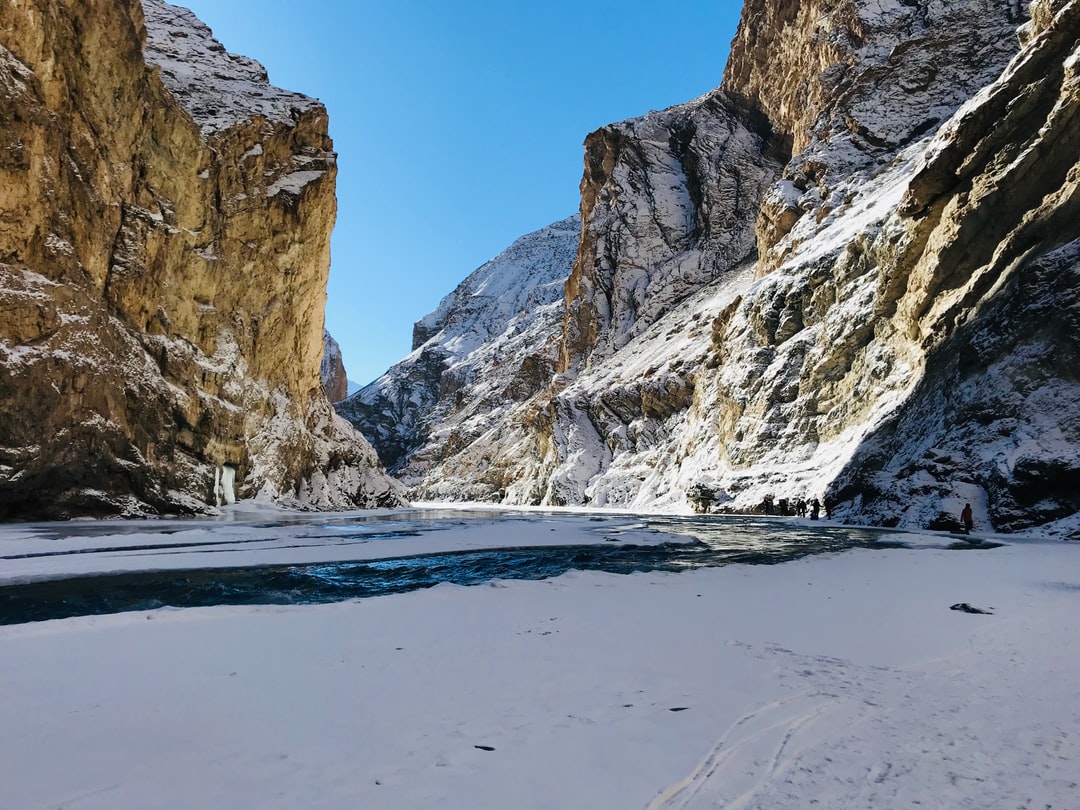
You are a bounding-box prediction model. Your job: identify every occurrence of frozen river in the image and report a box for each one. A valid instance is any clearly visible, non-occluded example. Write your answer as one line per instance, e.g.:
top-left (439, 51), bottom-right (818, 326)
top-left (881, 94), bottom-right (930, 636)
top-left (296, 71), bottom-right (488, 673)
top-left (1, 508), bottom-right (967, 625)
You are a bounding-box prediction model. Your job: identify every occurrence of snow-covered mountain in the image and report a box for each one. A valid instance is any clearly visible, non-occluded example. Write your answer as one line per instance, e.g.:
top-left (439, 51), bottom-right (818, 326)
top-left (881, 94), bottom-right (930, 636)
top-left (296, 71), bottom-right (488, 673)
top-left (338, 216), bottom-right (579, 496)
top-left (345, 0), bottom-right (1079, 537)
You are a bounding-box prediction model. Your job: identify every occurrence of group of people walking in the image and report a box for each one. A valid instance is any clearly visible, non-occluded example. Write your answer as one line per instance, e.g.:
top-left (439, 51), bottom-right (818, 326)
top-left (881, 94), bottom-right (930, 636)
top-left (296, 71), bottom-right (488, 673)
top-left (760, 494), bottom-right (977, 534)
top-left (761, 495), bottom-right (834, 520)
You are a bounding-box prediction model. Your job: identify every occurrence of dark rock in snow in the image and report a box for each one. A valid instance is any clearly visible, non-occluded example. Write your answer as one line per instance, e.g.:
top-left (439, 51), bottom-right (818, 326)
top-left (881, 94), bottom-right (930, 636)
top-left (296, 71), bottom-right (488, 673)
top-left (950, 603), bottom-right (994, 615)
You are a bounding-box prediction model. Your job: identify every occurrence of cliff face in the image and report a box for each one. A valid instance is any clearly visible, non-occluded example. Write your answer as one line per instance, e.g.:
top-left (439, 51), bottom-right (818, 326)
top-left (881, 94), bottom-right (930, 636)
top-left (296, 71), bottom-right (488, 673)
top-left (574, 0), bottom-right (1078, 533)
top-left (678, 0), bottom-right (1078, 532)
top-left (0, 0), bottom-right (404, 518)
top-left (722, 0), bottom-right (1027, 156)
top-left (829, 0), bottom-right (1080, 532)
top-left (343, 0), bottom-right (1080, 536)
top-left (560, 94), bottom-right (786, 370)
top-left (725, 0), bottom-right (1029, 275)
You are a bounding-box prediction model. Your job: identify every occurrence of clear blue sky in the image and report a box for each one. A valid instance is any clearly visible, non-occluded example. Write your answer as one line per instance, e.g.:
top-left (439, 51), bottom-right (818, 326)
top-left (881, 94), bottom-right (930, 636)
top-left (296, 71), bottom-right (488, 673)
top-left (178, 1), bottom-right (744, 386)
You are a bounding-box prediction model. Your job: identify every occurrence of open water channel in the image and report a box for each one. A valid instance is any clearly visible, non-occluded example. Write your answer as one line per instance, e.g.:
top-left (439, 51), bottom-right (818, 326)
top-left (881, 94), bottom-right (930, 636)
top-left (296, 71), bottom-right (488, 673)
top-left (1, 509), bottom-right (986, 625)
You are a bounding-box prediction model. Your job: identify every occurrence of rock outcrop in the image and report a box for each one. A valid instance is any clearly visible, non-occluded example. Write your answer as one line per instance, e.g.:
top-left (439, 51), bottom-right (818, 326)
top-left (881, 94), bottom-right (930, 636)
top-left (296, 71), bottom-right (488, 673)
top-left (561, 93), bottom-right (786, 370)
top-left (320, 331), bottom-right (349, 403)
top-left (0, 0), bottom-right (405, 518)
top-left (343, 0), bottom-right (1080, 536)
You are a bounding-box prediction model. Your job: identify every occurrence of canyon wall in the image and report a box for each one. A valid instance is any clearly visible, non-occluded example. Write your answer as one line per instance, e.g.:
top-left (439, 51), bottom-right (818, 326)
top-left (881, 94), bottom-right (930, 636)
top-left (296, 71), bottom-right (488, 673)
top-left (345, 0), bottom-right (1080, 536)
top-left (830, 0), bottom-right (1080, 531)
top-left (0, 0), bottom-right (404, 518)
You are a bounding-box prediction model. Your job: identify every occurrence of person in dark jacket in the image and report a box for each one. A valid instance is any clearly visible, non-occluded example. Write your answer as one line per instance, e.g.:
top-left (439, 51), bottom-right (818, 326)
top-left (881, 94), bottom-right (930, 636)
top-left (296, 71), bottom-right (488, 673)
top-left (961, 503), bottom-right (974, 534)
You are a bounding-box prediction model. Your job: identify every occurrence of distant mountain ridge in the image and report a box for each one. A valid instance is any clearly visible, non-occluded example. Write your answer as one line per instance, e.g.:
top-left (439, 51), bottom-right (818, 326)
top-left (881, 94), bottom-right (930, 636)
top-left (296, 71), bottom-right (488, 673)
top-left (320, 331), bottom-right (349, 403)
top-left (343, 0), bottom-right (1080, 537)
top-left (338, 216), bottom-right (579, 495)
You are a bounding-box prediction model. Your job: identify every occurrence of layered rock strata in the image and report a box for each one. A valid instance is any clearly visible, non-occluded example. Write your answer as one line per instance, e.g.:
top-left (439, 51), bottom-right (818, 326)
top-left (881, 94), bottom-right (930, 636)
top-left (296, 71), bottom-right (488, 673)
top-left (0, 0), bottom-right (404, 518)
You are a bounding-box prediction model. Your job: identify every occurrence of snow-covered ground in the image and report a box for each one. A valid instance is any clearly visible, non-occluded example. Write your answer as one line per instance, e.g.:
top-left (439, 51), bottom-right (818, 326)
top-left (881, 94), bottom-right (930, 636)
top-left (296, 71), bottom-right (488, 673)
top-left (1, 512), bottom-right (1077, 809)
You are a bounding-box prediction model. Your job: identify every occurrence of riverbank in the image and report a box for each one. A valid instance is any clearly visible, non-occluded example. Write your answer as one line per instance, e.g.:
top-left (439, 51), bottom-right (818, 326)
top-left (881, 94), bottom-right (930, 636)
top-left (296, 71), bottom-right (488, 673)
top-left (1, 525), bottom-right (1076, 808)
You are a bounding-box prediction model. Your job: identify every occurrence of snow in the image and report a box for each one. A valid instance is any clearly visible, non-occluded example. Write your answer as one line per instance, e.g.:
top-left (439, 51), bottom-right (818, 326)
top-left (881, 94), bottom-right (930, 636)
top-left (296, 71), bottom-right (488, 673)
top-left (266, 170), bottom-right (325, 199)
top-left (45, 232), bottom-right (75, 256)
top-left (411, 215), bottom-right (580, 363)
top-left (141, 0), bottom-right (321, 136)
top-left (1, 513), bottom-right (1078, 809)
top-left (774, 146), bottom-right (923, 274)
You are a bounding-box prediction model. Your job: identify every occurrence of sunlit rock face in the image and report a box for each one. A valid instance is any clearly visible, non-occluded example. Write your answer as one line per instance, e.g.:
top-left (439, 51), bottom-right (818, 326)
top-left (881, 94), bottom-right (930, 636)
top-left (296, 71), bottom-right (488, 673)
top-left (345, 0), bottom-right (1080, 536)
top-left (0, 0), bottom-right (404, 518)
top-left (724, 0), bottom-right (1030, 276)
top-left (829, 0), bottom-right (1080, 533)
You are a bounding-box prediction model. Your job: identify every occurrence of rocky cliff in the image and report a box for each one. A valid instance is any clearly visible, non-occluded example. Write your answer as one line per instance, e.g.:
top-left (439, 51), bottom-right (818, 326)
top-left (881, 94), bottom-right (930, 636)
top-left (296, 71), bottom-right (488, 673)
top-left (320, 331), bottom-right (349, 403)
top-left (0, 0), bottom-right (405, 518)
top-left (561, 92), bottom-right (786, 370)
top-left (345, 0), bottom-right (1080, 537)
top-left (829, 0), bottom-right (1080, 532)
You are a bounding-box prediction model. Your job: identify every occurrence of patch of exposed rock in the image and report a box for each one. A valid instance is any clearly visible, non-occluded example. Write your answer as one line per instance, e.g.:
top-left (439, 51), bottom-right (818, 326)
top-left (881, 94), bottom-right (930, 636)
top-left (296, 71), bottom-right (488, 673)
top-left (0, 0), bottom-right (404, 518)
